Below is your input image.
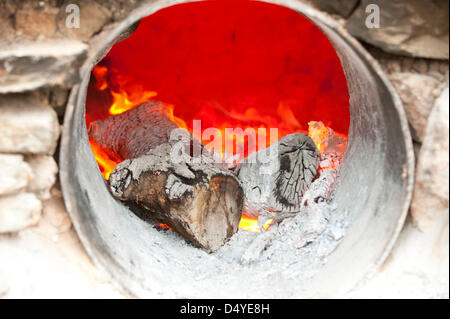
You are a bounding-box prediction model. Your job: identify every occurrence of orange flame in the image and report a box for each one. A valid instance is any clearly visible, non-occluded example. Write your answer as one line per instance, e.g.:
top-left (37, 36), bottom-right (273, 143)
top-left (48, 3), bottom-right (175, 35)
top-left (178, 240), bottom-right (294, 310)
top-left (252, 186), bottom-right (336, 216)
top-left (165, 103), bottom-right (188, 129)
top-left (109, 90), bottom-right (158, 115)
top-left (89, 138), bottom-right (119, 180)
top-left (308, 123), bottom-right (329, 153)
top-left (92, 66), bottom-right (108, 91)
top-left (92, 65), bottom-right (158, 116)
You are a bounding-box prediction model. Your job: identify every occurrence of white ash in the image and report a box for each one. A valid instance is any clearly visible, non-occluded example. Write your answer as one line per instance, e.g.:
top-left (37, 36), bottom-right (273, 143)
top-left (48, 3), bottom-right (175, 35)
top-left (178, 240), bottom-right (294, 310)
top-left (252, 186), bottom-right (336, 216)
top-left (145, 148), bottom-right (350, 283)
top-left (165, 174), bottom-right (195, 200)
top-left (146, 164), bottom-right (349, 294)
top-left (300, 169), bottom-right (337, 207)
top-left (241, 224), bottom-right (279, 265)
top-left (214, 155), bottom-right (348, 281)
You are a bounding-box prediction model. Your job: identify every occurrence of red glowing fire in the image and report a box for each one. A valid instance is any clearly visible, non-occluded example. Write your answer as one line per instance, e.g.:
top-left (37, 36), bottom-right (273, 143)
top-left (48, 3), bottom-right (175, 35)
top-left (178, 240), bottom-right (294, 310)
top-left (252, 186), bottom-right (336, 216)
top-left (88, 67), bottom-right (347, 232)
top-left (85, 0), bottom-right (350, 233)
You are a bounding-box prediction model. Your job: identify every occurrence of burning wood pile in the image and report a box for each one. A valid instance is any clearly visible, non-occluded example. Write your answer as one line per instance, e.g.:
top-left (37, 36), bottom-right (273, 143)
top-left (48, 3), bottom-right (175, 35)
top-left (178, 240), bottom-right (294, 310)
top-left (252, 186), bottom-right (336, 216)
top-left (88, 99), bottom-right (346, 252)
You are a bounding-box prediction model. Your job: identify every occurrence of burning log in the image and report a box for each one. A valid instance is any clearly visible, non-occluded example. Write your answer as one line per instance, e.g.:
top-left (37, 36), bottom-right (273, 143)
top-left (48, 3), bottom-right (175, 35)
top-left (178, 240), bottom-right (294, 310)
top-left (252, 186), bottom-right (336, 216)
top-left (258, 163), bottom-right (338, 226)
top-left (109, 142), bottom-right (244, 253)
top-left (88, 101), bottom-right (178, 160)
top-left (96, 103), bottom-right (244, 252)
top-left (236, 133), bottom-right (320, 216)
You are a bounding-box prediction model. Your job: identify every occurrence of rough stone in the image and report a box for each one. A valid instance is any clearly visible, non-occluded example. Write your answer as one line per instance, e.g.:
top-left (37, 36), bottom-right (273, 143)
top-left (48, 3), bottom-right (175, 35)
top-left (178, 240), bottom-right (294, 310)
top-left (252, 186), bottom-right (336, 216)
top-left (98, 0), bottom-right (141, 21)
top-left (0, 93), bottom-right (60, 155)
top-left (0, 192), bottom-right (42, 233)
top-left (26, 155), bottom-right (58, 200)
top-left (49, 87), bottom-right (70, 119)
top-left (309, 0), bottom-right (360, 18)
top-left (15, 7), bottom-right (58, 38)
top-left (347, 0), bottom-right (449, 59)
top-left (0, 40), bottom-right (88, 93)
top-left (0, 154), bottom-right (33, 196)
top-left (389, 73), bottom-right (443, 142)
top-left (365, 45), bottom-right (449, 80)
top-left (0, 11), bottom-right (15, 43)
top-left (410, 88), bottom-right (449, 232)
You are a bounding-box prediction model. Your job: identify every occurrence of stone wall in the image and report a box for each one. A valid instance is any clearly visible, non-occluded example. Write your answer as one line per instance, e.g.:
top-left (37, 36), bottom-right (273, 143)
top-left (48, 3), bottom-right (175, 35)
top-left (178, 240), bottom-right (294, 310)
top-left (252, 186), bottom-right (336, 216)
top-left (0, 0), bottom-right (448, 298)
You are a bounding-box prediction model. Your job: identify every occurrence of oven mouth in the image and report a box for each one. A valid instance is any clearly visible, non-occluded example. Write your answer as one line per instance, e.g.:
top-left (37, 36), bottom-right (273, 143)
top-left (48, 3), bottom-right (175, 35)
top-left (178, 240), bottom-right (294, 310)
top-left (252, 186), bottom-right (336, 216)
top-left (60, 0), bottom-right (414, 298)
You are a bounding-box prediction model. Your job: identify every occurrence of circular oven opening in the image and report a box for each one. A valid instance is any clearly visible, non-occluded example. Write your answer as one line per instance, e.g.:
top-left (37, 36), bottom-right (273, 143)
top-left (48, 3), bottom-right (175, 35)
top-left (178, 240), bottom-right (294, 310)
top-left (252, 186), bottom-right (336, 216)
top-left (60, 0), bottom-right (414, 298)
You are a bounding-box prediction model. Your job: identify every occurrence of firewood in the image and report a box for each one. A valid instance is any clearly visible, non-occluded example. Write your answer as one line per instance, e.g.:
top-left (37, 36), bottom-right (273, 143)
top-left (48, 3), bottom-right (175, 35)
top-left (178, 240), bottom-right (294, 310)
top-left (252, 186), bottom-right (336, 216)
top-left (236, 133), bottom-right (319, 216)
top-left (109, 140), bottom-right (244, 253)
top-left (90, 101), bottom-right (244, 252)
top-left (88, 101), bottom-right (178, 160)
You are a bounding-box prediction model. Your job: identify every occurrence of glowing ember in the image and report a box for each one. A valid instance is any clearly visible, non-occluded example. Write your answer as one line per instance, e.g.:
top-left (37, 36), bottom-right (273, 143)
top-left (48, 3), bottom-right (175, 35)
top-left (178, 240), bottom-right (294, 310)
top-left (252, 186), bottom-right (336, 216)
top-left (239, 213), bottom-right (274, 233)
top-left (155, 223), bottom-right (173, 230)
top-left (308, 121), bottom-right (347, 154)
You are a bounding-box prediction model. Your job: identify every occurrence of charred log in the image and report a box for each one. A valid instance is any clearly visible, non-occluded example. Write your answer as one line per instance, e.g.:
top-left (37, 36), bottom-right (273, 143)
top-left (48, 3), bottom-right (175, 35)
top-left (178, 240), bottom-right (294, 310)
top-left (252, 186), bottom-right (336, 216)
top-left (109, 141), bottom-right (244, 253)
top-left (88, 101), bottom-right (178, 160)
top-left (236, 133), bottom-right (319, 216)
top-left (90, 101), bottom-right (244, 252)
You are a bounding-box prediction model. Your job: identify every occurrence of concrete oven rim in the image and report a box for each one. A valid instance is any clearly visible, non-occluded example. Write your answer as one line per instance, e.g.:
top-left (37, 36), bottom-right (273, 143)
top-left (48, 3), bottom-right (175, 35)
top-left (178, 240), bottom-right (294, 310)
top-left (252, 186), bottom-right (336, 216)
top-left (59, 0), bottom-right (414, 298)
